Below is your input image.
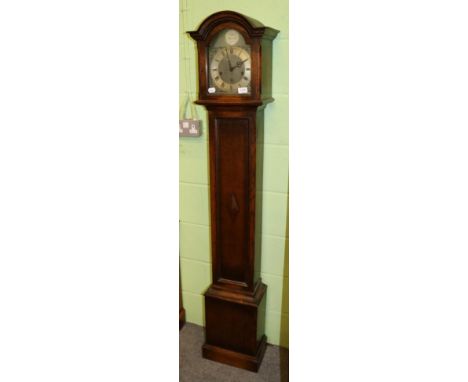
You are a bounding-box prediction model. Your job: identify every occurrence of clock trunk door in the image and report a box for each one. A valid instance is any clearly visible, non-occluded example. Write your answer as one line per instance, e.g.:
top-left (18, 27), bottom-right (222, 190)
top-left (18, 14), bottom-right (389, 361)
top-left (210, 112), bottom-right (256, 290)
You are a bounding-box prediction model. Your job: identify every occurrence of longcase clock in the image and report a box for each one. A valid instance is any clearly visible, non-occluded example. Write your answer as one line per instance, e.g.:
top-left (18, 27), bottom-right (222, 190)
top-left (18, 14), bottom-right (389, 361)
top-left (188, 11), bottom-right (278, 372)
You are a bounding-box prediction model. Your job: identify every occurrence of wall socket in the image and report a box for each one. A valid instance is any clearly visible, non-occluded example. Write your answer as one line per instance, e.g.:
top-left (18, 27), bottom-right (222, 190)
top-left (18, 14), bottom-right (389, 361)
top-left (179, 119), bottom-right (201, 137)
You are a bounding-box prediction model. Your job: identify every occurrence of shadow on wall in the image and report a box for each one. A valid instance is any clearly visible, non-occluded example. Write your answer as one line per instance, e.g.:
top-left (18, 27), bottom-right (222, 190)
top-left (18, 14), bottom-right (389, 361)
top-left (280, 188), bottom-right (289, 346)
top-left (279, 183), bottom-right (289, 381)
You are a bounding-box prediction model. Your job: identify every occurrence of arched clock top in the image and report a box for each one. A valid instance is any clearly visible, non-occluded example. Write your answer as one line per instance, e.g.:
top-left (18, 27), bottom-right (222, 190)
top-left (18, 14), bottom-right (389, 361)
top-left (188, 10), bottom-right (279, 42)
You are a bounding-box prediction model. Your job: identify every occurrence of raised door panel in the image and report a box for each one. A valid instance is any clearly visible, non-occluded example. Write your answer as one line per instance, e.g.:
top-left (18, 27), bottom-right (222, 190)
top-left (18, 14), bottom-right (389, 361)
top-left (214, 117), bottom-right (250, 285)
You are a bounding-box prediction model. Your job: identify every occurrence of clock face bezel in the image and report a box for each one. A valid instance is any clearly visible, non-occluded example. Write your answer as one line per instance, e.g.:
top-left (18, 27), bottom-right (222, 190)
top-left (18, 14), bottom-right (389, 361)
top-left (195, 22), bottom-right (261, 103)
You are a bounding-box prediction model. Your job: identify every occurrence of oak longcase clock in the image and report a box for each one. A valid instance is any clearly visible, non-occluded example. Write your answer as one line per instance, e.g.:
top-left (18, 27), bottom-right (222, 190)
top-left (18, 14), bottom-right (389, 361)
top-left (188, 11), bottom-right (278, 372)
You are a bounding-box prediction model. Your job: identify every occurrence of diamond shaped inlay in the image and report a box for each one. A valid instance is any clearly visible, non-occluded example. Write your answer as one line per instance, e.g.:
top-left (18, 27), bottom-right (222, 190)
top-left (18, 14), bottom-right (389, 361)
top-left (229, 193), bottom-right (240, 217)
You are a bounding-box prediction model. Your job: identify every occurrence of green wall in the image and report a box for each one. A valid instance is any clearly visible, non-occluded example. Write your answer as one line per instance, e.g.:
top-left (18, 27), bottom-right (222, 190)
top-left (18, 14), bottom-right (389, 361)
top-left (179, 0), bottom-right (289, 347)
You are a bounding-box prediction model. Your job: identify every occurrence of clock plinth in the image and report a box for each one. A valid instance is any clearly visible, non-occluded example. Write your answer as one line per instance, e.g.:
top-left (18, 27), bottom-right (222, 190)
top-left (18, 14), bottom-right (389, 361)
top-left (203, 281), bottom-right (267, 372)
top-left (189, 11), bottom-right (278, 372)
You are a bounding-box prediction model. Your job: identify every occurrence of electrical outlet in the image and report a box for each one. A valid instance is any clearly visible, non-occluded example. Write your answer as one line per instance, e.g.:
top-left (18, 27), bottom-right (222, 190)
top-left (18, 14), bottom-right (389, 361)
top-left (179, 119), bottom-right (201, 137)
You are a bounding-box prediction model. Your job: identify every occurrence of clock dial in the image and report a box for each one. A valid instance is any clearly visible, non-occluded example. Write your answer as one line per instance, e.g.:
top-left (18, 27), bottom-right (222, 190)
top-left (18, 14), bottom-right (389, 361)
top-left (209, 47), bottom-right (251, 93)
top-left (207, 29), bottom-right (251, 95)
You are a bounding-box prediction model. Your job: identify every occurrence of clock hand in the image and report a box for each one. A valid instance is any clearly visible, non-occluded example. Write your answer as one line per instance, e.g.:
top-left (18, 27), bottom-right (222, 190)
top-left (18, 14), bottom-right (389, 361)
top-left (225, 48), bottom-right (235, 72)
top-left (235, 58), bottom-right (249, 68)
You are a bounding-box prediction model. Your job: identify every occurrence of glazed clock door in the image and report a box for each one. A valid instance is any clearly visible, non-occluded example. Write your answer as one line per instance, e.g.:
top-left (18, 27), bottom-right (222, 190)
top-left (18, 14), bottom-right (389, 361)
top-left (207, 29), bottom-right (252, 95)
